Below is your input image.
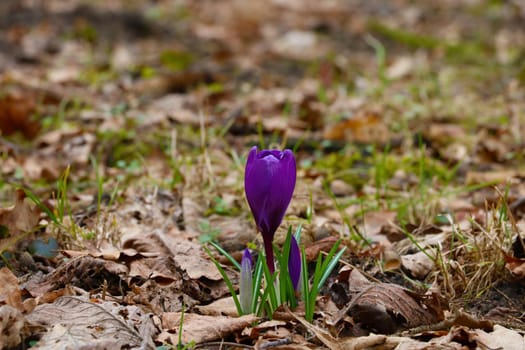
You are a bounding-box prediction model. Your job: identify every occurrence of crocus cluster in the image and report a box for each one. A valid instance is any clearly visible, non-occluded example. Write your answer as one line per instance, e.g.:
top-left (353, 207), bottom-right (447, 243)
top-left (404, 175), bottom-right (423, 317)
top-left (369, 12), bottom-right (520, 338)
top-left (244, 146), bottom-right (296, 273)
top-left (207, 146), bottom-right (342, 319)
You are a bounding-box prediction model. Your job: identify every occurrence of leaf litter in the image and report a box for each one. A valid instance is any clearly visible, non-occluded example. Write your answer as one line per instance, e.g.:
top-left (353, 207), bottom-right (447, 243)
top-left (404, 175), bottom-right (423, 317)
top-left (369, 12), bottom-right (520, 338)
top-left (0, 0), bottom-right (525, 349)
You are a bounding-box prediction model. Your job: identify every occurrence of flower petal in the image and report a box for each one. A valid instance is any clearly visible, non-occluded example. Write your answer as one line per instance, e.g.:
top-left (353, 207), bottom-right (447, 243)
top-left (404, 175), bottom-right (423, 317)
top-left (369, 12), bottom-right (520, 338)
top-left (244, 146), bottom-right (297, 273)
top-left (244, 147), bottom-right (296, 239)
top-left (288, 235), bottom-right (301, 290)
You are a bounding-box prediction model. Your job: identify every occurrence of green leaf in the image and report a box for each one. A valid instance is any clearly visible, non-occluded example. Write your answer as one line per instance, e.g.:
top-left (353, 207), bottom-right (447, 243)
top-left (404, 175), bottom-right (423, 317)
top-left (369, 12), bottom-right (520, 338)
top-left (208, 240), bottom-right (241, 271)
top-left (252, 254), bottom-right (264, 314)
top-left (203, 245), bottom-right (242, 315)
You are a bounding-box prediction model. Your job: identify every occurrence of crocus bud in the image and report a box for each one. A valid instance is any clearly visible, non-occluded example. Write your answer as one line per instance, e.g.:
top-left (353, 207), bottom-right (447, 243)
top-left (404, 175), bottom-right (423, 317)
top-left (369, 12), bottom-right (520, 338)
top-left (288, 235), bottom-right (301, 291)
top-left (240, 248), bottom-right (253, 314)
top-left (244, 146), bottom-right (296, 273)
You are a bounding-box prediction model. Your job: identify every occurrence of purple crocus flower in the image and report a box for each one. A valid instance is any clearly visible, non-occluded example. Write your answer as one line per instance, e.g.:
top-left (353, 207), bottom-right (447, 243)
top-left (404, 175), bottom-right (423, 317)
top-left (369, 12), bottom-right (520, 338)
top-left (245, 146), bottom-right (296, 273)
top-left (240, 248), bottom-right (253, 314)
top-left (288, 235), bottom-right (301, 291)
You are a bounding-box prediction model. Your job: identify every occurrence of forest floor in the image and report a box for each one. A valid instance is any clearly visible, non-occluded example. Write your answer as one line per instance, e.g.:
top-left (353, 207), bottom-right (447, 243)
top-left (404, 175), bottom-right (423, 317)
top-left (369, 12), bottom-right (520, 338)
top-left (1, 0), bottom-right (525, 349)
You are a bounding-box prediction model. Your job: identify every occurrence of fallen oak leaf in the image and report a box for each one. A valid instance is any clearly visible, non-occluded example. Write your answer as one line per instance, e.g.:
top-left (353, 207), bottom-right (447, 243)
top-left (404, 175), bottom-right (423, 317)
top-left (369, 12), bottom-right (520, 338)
top-left (26, 296), bottom-right (156, 350)
top-left (24, 255), bottom-right (128, 298)
top-left (329, 268), bottom-right (444, 334)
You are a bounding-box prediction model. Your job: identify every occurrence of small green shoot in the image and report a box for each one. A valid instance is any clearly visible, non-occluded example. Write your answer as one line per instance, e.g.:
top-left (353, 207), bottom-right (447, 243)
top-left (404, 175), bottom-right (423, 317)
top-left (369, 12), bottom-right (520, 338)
top-left (365, 34), bottom-right (388, 87)
top-left (303, 238), bottom-right (345, 322)
top-left (204, 225), bottom-right (346, 322)
top-left (203, 245), bottom-right (243, 315)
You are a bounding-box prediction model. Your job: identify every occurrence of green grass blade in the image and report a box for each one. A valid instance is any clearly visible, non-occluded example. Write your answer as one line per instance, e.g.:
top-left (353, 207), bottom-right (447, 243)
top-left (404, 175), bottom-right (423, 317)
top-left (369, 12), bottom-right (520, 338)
top-left (208, 241), bottom-right (241, 271)
top-left (252, 254), bottom-right (264, 313)
top-left (203, 246), bottom-right (242, 315)
top-left (22, 188), bottom-right (59, 225)
top-left (317, 246), bottom-right (346, 292)
top-left (320, 239), bottom-right (342, 272)
top-left (261, 256), bottom-right (278, 315)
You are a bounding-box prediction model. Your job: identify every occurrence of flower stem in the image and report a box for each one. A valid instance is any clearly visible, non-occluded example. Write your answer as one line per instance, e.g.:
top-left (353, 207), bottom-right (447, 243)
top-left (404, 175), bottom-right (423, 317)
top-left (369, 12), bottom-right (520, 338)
top-left (263, 238), bottom-right (275, 274)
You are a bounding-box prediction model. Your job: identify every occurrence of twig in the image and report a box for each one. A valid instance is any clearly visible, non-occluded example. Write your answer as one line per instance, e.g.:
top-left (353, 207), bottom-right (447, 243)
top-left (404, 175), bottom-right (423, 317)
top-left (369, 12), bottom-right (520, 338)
top-left (258, 338), bottom-right (292, 349)
top-left (194, 341), bottom-right (254, 349)
top-left (398, 310), bottom-right (494, 336)
top-left (326, 285), bottom-right (375, 326)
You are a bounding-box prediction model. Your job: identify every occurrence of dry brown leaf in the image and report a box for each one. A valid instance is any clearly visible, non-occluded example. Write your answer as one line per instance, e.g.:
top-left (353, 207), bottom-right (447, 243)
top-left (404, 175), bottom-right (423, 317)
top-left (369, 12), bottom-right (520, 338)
top-left (277, 309), bottom-right (343, 350)
top-left (167, 238), bottom-right (223, 281)
top-left (271, 30), bottom-right (328, 60)
top-left (477, 135), bottom-right (511, 163)
top-left (440, 142), bottom-right (469, 163)
top-left (158, 312), bottom-right (258, 345)
top-left (392, 335), bottom-right (464, 350)
top-left (131, 280), bottom-right (197, 314)
top-left (0, 305), bottom-right (26, 349)
top-left (251, 319), bottom-right (287, 331)
top-left (363, 210), bottom-right (397, 239)
top-left (510, 198), bottom-right (525, 219)
top-left (181, 196), bottom-right (205, 238)
top-left (324, 110), bottom-right (389, 144)
top-left (122, 231), bottom-right (173, 256)
top-left (332, 269), bottom-right (444, 334)
top-left (447, 311), bottom-right (494, 331)
top-left (0, 267), bottom-right (24, 312)
top-left (401, 251), bottom-right (435, 279)
top-left (124, 230), bottom-right (222, 280)
top-left (466, 169), bottom-right (517, 185)
top-left (247, 321), bottom-right (313, 348)
top-left (0, 189), bottom-right (41, 238)
top-left (330, 179), bottom-right (355, 197)
top-left (304, 235), bottom-right (340, 262)
top-left (147, 93), bottom-right (199, 126)
top-left (62, 247), bottom-right (157, 260)
top-left (195, 296), bottom-right (238, 316)
top-left (473, 324), bottom-right (525, 350)
top-left (386, 55), bottom-right (417, 79)
top-left (35, 286), bottom-right (76, 305)
top-left (22, 155), bottom-right (61, 181)
top-left (423, 123), bottom-right (467, 148)
top-left (25, 255), bottom-right (128, 297)
top-left (214, 215), bottom-right (255, 253)
top-left (382, 248), bottom-right (402, 271)
top-left (504, 253), bottom-right (525, 279)
top-left (61, 132), bottom-right (96, 165)
top-left (128, 256), bottom-right (182, 283)
top-left (27, 296), bottom-right (156, 350)
top-left (0, 90), bottom-right (41, 139)
top-left (289, 308), bottom-right (388, 350)
top-left (123, 230), bottom-right (231, 301)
